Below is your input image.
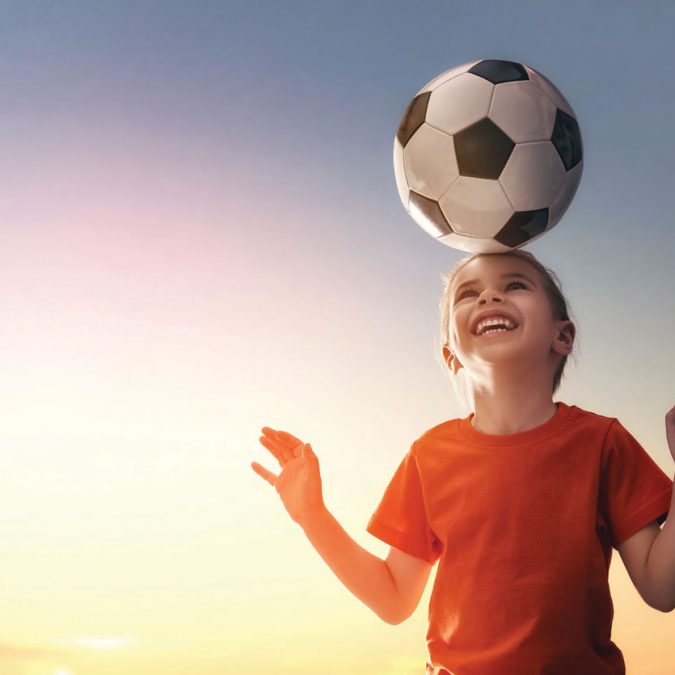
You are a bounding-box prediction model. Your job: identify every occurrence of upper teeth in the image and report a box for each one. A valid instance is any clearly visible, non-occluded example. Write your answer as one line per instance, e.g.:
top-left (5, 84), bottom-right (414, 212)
top-left (476, 317), bottom-right (516, 335)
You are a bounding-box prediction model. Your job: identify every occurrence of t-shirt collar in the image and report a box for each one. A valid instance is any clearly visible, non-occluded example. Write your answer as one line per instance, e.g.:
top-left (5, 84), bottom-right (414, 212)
top-left (458, 401), bottom-right (572, 447)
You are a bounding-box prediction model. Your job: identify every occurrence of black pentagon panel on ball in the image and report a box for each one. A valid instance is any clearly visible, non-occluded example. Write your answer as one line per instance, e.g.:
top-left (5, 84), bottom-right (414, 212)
top-left (454, 118), bottom-right (515, 179)
top-left (494, 208), bottom-right (549, 248)
top-left (396, 92), bottom-right (431, 146)
top-left (409, 191), bottom-right (454, 236)
top-left (468, 60), bottom-right (529, 85)
top-left (551, 109), bottom-right (582, 171)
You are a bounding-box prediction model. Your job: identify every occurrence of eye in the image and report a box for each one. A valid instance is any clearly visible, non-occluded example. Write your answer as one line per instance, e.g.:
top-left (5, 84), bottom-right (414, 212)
top-left (455, 279), bottom-right (528, 302)
top-left (456, 288), bottom-right (477, 300)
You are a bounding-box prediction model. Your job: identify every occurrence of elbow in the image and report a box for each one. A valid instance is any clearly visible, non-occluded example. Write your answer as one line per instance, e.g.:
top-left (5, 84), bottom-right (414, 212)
top-left (647, 595), bottom-right (675, 613)
top-left (653, 602), bottom-right (674, 614)
top-left (377, 606), bottom-right (411, 625)
top-left (388, 609), bottom-right (410, 625)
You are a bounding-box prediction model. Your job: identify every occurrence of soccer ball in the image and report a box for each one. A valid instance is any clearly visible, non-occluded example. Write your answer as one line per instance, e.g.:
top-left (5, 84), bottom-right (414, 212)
top-left (393, 59), bottom-right (583, 253)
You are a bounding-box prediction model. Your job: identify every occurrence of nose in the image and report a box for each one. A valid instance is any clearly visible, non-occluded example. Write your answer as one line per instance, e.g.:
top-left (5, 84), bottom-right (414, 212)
top-left (478, 288), bottom-right (505, 305)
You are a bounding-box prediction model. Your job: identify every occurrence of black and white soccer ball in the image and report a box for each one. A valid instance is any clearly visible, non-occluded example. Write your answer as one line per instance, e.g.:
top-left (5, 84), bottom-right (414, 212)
top-left (394, 59), bottom-right (583, 253)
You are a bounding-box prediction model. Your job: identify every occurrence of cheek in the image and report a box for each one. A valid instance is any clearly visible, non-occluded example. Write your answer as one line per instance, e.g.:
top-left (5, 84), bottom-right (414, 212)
top-left (449, 311), bottom-right (468, 345)
top-left (524, 307), bottom-right (556, 337)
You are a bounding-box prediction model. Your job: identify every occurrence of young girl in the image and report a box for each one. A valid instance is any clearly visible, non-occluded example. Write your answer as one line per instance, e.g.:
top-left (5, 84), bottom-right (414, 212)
top-left (252, 249), bottom-right (675, 674)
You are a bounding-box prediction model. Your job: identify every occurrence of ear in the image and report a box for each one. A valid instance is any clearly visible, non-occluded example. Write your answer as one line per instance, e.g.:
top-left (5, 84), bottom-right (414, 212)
top-left (442, 345), bottom-right (464, 375)
top-left (553, 320), bottom-right (575, 356)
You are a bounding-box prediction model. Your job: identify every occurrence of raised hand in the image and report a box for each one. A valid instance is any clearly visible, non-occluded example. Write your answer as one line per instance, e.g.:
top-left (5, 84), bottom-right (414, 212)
top-left (251, 426), bottom-right (325, 526)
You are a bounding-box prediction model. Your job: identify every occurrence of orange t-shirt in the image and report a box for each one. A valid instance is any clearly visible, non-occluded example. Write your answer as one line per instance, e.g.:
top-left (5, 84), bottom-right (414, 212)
top-left (366, 401), bottom-right (672, 675)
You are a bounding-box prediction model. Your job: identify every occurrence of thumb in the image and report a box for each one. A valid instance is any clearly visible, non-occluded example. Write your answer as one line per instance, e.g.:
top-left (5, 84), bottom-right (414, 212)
top-left (302, 443), bottom-right (317, 462)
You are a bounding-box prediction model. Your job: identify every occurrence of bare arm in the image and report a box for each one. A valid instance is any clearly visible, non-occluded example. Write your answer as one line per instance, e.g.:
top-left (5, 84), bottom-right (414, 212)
top-left (300, 504), bottom-right (404, 623)
top-left (384, 545), bottom-right (435, 622)
top-left (252, 426), bottom-right (433, 624)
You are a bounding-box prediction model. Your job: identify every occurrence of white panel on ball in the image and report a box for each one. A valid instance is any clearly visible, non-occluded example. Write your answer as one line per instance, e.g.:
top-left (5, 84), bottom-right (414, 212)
top-left (439, 232), bottom-right (513, 254)
top-left (439, 177), bottom-right (513, 237)
top-left (489, 81), bottom-right (557, 143)
top-left (500, 142), bottom-right (566, 211)
top-left (403, 124), bottom-right (459, 199)
top-left (425, 74), bottom-right (493, 135)
top-left (522, 65), bottom-right (575, 117)
top-left (419, 60), bottom-right (480, 94)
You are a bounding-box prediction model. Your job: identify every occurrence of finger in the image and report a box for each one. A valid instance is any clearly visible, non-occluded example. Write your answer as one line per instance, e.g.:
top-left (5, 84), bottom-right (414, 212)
top-left (302, 442), bottom-right (319, 464)
top-left (258, 434), bottom-right (287, 466)
top-left (261, 434), bottom-right (298, 464)
top-left (262, 427), bottom-right (303, 463)
top-left (276, 431), bottom-right (304, 448)
top-left (273, 429), bottom-right (306, 460)
top-left (261, 427), bottom-right (297, 462)
top-left (251, 461), bottom-right (278, 486)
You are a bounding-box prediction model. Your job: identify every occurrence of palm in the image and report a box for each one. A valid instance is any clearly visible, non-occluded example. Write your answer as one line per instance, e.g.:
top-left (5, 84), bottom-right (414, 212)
top-left (252, 426), bottom-right (324, 524)
top-left (279, 459), bottom-right (316, 512)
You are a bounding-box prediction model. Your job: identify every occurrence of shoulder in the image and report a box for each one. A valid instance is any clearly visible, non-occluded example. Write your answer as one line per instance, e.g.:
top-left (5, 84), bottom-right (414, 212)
top-left (564, 405), bottom-right (653, 473)
top-left (565, 404), bottom-right (642, 445)
top-left (563, 401), bottom-right (616, 426)
top-left (559, 402), bottom-right (619, 442)
top-left (409, 417), bottom-right (464, 458)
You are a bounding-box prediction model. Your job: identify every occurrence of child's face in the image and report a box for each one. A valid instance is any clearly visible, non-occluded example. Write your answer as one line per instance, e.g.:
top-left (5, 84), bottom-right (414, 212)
top-left (444, 255), bottom-right (568, 376)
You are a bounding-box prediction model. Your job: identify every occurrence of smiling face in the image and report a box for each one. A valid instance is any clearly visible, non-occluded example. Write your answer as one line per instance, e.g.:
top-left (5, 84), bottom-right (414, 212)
top-left (442, 254), bottom-right (574, 383)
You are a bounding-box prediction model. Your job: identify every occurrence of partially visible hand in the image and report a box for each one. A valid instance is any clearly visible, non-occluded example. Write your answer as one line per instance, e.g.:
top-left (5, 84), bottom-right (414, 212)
top-left (666, 405), bottom-right (675, 465)
top-left (251, 427), bottom-right (325, 525)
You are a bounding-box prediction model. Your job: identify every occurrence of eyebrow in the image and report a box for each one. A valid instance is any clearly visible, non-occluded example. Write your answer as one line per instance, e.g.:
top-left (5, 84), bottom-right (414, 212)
top-left (453, 272), bottom-right (536, 296)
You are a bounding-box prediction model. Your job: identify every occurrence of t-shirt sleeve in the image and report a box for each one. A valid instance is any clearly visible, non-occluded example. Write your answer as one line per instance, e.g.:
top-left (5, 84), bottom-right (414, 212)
top-left (366, 443), bottom-right (442, 564)
top-left (599, 418), bottom-right (673, 549)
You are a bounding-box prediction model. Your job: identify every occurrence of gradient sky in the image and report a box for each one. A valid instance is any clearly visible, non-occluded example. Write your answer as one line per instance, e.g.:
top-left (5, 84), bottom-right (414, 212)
top-left (0, 1), bottom-right (674, 674)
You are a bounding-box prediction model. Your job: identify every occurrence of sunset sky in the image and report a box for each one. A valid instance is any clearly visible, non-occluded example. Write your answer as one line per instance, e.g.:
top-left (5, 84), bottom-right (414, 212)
top-left (1, 1), bottom-right (674, 674)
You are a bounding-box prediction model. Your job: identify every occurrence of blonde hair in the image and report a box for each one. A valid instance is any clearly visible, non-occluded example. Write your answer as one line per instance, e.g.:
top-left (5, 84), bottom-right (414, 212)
top-left (437, 250), bottom-right (579, 400)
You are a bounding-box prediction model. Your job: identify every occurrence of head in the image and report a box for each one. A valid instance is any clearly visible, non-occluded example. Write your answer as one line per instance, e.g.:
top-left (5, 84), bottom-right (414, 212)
top-left (437, 250), bottom-right (578, 404)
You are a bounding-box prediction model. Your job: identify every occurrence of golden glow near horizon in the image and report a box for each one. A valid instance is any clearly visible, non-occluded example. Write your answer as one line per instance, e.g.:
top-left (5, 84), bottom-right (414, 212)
top-left (61, 636), bottom-right (137, 650)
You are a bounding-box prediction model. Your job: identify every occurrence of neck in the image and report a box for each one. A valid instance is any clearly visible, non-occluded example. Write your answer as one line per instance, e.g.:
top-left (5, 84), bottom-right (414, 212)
top-left (466, 364), bottom-right (558, 435)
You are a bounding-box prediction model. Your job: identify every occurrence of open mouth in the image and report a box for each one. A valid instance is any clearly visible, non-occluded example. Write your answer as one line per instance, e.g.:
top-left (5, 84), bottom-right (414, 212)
top-left (474, 317), bottom-right (518, 336)
top-left (477, 325), bottom-right (517, 337)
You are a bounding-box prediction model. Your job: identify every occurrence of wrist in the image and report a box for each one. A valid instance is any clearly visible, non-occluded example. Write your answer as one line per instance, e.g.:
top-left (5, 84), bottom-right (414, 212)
top-left (299, 502), bottom-right (329, 533)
